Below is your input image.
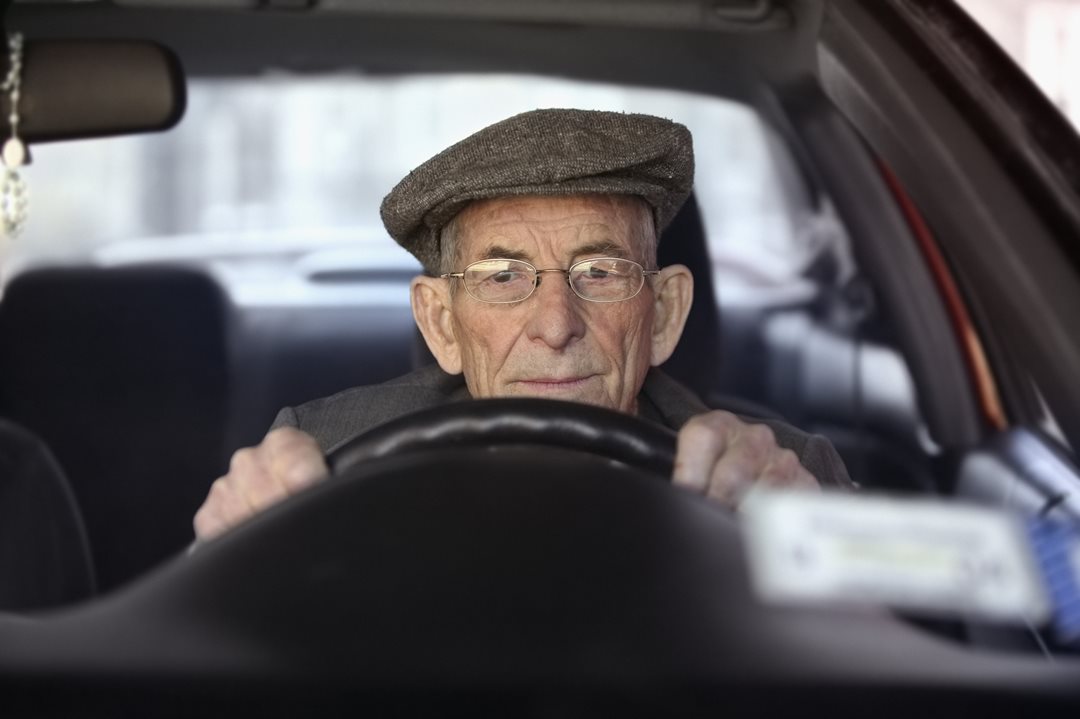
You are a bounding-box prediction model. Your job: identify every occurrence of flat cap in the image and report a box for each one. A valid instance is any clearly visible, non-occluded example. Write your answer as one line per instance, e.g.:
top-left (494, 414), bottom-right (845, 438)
top-left (380, 108), bottom-right (694, 271)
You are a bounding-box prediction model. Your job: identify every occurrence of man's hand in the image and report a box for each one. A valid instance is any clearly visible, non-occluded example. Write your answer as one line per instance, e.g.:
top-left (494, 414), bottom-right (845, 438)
top-left (673, 410), bottom-right (819, 508)
top-left (193, 427), bottom-right (328, 542)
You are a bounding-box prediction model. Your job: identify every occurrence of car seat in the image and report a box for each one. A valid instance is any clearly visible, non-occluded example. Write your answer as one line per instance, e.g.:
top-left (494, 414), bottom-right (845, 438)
top-left (657, 194), bottom-right (786, 420)
top-left (0, 418), bottom-right (95, 610)
top-left (658, 193), bottom-right (725, 401)
top-left (0, 266), bottom-right (231, 591)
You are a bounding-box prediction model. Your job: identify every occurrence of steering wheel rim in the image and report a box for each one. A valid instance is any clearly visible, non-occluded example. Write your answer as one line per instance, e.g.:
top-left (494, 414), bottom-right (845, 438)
top-left (326, 397), bottom-right (678, 480)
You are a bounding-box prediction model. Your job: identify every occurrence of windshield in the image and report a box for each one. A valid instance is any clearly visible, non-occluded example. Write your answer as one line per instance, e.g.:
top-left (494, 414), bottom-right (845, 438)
top-left (3, 73), bottom-right (833, 307)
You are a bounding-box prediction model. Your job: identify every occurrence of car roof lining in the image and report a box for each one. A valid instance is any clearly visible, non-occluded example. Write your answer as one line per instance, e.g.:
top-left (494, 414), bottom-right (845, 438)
top-left (11, 0), bottom-right (822, 92)
top-left (7, 0), bottom-right (824, 142)
top-left (120, 0), bottom-right (793, 31)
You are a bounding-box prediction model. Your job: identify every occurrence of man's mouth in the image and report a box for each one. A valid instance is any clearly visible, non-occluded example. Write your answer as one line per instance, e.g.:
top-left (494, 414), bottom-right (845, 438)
top-left (513, 375), bottom-right (596, 393)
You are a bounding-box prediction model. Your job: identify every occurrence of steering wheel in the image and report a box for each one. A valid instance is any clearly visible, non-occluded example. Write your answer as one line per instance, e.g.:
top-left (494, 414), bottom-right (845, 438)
top-left (156, 398), bottom-right (752, 674)
top-left (325, 397), bottom-right (678, 480)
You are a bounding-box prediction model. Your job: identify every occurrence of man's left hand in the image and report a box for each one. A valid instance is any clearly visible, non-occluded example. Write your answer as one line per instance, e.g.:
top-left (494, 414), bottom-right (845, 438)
top-left (672, 410), bottom-right (819, 508)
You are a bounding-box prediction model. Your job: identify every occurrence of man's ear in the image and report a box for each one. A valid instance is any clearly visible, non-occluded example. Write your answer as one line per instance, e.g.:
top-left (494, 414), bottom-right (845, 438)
top-left (411, 275), bottom-right (463, 375)
top-left (649, 263), bottom-right (693, 366)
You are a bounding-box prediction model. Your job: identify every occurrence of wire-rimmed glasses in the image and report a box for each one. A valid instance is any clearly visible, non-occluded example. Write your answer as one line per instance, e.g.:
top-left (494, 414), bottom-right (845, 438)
top-left (441, 257), bottom-right (659, 303)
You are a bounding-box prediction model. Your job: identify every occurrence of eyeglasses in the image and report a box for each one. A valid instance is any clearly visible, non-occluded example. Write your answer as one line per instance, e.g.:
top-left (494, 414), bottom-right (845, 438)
top-left (441, 257), bottom-right (659, 304)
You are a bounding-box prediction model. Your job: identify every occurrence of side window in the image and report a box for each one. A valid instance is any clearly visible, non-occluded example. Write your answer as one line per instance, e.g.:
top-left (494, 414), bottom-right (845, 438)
top-left (699, 120), bottom-right (929, 493)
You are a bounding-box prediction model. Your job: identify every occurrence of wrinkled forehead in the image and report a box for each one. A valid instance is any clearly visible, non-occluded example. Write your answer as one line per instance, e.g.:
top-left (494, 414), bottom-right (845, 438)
top-left (454, 194), bottom-right (653, 260)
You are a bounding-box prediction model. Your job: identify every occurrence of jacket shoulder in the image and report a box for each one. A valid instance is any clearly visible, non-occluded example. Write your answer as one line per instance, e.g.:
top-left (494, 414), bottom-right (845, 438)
top-left (270, 365), bottom-right (464, 452)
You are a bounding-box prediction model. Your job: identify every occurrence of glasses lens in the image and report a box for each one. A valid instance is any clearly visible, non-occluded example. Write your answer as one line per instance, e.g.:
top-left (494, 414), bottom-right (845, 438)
top-left (569, 258), bottom-right (644, 302)
top-left (463, 259), bottom-right (536, 302)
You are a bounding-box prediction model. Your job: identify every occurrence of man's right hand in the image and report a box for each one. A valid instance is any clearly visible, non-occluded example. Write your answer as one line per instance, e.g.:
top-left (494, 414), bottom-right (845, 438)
top-left (193, 427), bottom-right (329, 542)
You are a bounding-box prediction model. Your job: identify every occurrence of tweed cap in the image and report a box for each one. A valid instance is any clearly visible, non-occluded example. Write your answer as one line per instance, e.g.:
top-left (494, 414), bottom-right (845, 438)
top-left (380, 108), bottom-right (694, 271)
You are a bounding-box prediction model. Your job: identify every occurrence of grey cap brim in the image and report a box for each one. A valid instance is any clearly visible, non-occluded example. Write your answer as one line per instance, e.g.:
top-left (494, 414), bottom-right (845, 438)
top-left (380, 108), bottom-right (694, 271)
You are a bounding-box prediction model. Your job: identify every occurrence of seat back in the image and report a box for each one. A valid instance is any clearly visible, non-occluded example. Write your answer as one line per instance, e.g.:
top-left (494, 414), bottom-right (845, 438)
top-left (657, 193), bottom-right (725, 400)
top-left (0, 266), bottom-right (231, 591)
top-left (0, 418), bottom-right (95, 610)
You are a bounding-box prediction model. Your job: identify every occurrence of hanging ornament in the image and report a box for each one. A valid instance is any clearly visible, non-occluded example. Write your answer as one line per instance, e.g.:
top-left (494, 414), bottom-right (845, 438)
top-left (0, 33), bottom-right (27, 239)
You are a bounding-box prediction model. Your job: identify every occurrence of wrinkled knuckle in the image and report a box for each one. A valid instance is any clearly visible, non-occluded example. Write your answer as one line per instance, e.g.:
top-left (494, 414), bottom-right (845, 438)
top-left (265, 426), bottom-right (297, 442)
top-left (775, 449), bottom-right (801, 477)
top-left (744, 424), bottom-right (776, 451)
top-left (706, 470), bottom-right (744, 507)
top-left (280, 458), bottom-right (309, 486)
top-left (245, 473), bottom-right (281, 505)
top-left (269, 426), bottom-right (317, 452)
top-left (773, 449), bottom-right (807, 481)
top-left (193, 501), bottom-right (222, 539)
top-left (194, 512), bottom-right (216, 536)
top-left (796, 465), bottom-right (822, 490)
top-left (709, 465), bottom-right (743, 497)
top-left (229, 447), bottom-right (259, 474)
top-left (682, 410), bottom-right (736, 444)
top-left (259, 430), bottom-right (294, 458)
top-left (678, 419), bottom-right (709, 443)
top-left (731, 436), bottom-right (765, 467)
top-left (738, 425), bottom-right (773, 459)
top-left (680, 413), bottom-right (708, 434)
top-left (207, 477), bottom-right (230, 501)
top-left (277, 453), bottom-right (325, 490)
top-left (705, 409), bottom-right (738, 430)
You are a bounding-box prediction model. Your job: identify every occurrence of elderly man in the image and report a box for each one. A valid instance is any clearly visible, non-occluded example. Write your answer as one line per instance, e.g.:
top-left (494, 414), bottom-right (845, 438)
top-left (194, 109), bottom-right (852, 541)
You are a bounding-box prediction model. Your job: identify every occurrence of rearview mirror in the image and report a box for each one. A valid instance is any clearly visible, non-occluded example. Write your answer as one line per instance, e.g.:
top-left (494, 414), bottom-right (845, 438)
top-left (5, 39), bottom-right (185, 144)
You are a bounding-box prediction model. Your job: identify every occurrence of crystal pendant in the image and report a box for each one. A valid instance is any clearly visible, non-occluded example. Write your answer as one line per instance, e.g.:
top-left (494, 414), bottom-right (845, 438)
top-left (1, 167), bottom-right (27, 238)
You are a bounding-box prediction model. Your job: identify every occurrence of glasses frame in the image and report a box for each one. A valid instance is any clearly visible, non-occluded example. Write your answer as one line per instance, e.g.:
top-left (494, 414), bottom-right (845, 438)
top-left (441, 257), bottom-right (660, 304)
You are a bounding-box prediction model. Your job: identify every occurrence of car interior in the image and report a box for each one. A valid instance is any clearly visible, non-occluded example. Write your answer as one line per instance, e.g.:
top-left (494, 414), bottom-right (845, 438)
top-left (1, 0), bottom-right (1080, 714)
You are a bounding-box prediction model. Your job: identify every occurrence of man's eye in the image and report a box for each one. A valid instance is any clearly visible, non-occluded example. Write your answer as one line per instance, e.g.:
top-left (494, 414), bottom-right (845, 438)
top-left (579, 265), bottom-right (619, 282)
top-left (492, 270), bottom-right (520, 284)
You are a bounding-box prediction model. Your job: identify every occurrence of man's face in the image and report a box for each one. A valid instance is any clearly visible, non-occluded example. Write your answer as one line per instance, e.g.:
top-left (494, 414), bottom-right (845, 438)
top-left (411, 195), bottom-right (693, 415)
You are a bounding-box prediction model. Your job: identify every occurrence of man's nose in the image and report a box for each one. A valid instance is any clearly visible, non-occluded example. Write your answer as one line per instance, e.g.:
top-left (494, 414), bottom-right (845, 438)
top-left (524, 273), bottom-right (586, 349)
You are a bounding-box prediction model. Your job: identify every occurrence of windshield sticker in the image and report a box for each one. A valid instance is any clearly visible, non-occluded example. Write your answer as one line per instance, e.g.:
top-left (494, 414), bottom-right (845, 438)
top-left (742, 491), bottom-right (1052, 625)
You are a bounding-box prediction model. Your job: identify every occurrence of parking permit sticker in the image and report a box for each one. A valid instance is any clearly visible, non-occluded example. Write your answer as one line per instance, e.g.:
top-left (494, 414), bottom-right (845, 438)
top-left (742, 491), bottom-right (1052, 624)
